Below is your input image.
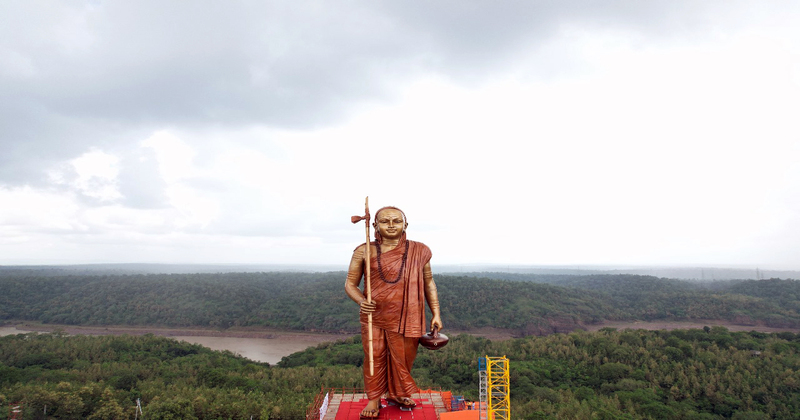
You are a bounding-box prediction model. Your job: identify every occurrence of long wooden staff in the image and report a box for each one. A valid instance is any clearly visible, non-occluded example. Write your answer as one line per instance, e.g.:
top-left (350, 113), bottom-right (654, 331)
top-left (351, 196), bottom-right (374, 375)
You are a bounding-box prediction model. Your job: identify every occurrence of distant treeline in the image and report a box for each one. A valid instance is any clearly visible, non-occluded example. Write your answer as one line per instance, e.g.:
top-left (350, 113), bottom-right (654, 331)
top-left (3, 327), bottom-right (800, 419)
top-left (2, 272), bottom-right (800, 334)
top-left (4, 263), bottom-right (798, 280)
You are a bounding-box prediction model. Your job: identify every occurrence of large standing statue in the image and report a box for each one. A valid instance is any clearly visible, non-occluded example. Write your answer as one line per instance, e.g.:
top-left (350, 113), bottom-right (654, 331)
top-left (345, 206), bottom-right (443, 418)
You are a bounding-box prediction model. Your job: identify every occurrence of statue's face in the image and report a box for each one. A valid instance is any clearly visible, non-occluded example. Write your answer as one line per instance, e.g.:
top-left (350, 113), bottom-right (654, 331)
top-left (375, 209), bottom-right (406, 240)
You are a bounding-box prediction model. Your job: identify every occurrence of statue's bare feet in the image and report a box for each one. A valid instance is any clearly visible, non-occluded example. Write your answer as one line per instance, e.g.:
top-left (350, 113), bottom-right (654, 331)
top-left (359, 399), bottom-right (381, 418)
top-left (388, 396), bottom-right (416, 409)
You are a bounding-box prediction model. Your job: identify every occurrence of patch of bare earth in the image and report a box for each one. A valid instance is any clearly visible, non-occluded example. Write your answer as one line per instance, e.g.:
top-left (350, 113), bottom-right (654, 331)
top-left (7, 322), bottom-right (352, 344)
top-left (7, 319), bottom-right (800, 344)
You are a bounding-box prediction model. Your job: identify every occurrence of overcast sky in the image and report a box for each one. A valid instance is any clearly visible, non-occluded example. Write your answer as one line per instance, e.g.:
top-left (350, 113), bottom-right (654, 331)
top-left (1, 1), bottom-right (799, 269)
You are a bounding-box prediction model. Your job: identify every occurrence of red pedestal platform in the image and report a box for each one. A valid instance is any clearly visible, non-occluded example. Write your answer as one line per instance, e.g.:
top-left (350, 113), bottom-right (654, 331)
top-left (315, 390), bottom-right (449, 420)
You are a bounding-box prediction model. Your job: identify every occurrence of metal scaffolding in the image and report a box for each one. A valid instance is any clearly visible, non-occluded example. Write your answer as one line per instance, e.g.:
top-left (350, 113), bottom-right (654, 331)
top-left (486, 356), bottom-right (510, 420)
top-left (478, 357), bottom-right (488, 420)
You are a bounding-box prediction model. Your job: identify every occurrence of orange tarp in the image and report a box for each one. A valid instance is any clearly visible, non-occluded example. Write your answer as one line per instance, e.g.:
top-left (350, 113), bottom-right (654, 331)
top-left (438, 410), bottom-right (480, 420)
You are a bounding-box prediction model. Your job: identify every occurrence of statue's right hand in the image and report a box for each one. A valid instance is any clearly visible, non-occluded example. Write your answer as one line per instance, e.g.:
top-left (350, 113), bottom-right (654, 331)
top-left (360, 299), bottom-right (377, 314)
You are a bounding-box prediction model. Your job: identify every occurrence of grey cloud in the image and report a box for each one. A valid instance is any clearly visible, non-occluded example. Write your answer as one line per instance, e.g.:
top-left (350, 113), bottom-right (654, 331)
top-left (0, 100), bottom-right (124, 186)
top-left (0, 0), bottom-right (788, 189)
top-left (1, 1), bottom-right (414, 186)
top-left (7, 1), bottom-right (762, 129)
top-left (371, 1), bottom-right (727, 80)
top-left (4, 2), bottom-right (411, 127)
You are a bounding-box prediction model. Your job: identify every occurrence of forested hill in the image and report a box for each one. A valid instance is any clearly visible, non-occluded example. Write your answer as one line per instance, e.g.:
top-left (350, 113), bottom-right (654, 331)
top-left (457, 273), bottom-right (800, 328)
top-left (5, 328), bottom-right (800, 418)
top-left (2, 271), bottom-right (800, 335)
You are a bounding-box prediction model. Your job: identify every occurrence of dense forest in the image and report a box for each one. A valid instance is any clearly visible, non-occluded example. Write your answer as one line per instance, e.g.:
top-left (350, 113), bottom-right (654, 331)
top-left (285, 327), bottom-right (800, 419)
top-left (3, 327), bottom-right (800, 419)
top-left (2, 271), bottom-right (800, 335)
top-left (0, 332), bottom-right (354, 419)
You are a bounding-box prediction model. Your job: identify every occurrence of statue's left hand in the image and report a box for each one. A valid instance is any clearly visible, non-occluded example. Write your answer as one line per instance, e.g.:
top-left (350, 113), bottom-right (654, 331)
top-left (430, 315), bottom-right (443, 331)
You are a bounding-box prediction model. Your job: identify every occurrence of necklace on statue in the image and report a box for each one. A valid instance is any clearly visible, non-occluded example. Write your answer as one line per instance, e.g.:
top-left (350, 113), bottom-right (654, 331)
top-left (376, 241), bottom-right (409, 284)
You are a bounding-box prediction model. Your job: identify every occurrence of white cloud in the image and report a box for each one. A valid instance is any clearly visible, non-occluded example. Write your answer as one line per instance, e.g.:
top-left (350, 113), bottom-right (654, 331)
top-left (140, 131), bottom-right (220, 228)
top-left (2, 1), bottom-right (800, 268)
top-left (70, 149), bottom-right (122, 202)
top-left (141, 131), bottom-right (197, 182)
top-left (0, 186), bottom-right (80, 233)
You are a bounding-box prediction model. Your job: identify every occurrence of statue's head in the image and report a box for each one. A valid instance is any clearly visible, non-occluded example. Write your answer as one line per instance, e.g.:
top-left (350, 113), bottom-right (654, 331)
top-left (373, 206), bottom-right (407, 243)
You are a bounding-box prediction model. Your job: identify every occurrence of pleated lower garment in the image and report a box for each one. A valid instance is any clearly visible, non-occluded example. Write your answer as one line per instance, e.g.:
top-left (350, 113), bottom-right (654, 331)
top-left (359, 235), bottom-right (432, 401)
top-left (361, 322), bottom-right (420, 400)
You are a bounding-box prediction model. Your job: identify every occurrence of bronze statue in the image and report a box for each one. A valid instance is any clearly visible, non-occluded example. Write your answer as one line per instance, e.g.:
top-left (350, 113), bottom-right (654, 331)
top-left (345, 205), bottom-right (443, 418)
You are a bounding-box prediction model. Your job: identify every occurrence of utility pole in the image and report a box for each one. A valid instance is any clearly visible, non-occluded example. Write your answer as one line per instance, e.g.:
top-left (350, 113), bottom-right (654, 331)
top-left (135, 398), bottom-right (144, 420)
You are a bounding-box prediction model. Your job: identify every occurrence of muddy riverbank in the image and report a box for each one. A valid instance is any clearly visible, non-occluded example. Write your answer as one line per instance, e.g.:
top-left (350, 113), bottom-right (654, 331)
top-left (4, 319), bottom-right (799, 365)
top-left (0, 323), bottom-right (354, 365)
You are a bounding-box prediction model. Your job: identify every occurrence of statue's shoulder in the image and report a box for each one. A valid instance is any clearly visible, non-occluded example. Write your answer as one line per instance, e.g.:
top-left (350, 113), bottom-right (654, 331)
top-left (352, 241), bottom-right (378, 253)
top-left (407, 240), bottom-right (432, 258)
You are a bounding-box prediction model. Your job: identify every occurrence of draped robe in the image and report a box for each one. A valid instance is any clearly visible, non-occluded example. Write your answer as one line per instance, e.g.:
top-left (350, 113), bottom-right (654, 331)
top-left (359, 234), bottom-right (432, 400)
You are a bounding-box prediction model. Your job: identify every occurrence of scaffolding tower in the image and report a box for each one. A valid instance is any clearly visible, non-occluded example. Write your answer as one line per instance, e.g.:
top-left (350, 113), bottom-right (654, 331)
top-left (478, 357), bottom-right (488, 420)
top-left (485, 356), bottom-right (510, 420)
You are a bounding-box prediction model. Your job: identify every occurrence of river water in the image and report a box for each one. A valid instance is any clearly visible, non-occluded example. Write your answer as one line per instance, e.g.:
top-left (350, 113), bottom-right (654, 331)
top-left (170, 334), bottom-right (349, 365)
top-left (0, 326), bottom-right (352, 365)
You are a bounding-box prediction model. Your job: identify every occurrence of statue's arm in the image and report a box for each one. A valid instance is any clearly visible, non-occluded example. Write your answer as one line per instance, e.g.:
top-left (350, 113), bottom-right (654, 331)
top-left (423, 262), bottom-right (443, 331)
top-left (344, 245), bottom-right (377, 314)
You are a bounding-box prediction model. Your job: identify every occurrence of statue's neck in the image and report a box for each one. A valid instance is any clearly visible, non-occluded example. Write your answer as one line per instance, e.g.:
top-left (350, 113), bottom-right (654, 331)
top-left (381, 238), bottom-right (400, 248)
